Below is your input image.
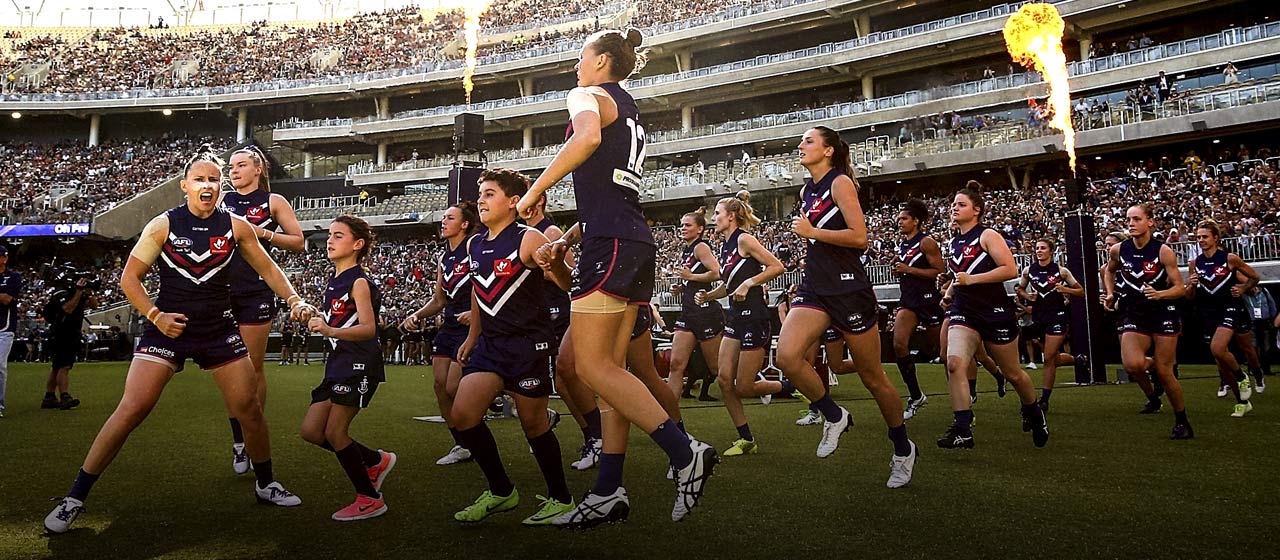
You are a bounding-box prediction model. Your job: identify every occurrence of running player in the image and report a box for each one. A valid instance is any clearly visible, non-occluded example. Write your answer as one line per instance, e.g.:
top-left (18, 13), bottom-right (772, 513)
top-left (776, 126), bottom-right (917, 487)
top-left (693, 192), bottom-right (786, 457)
top-left (44, 150), bottom-right (313, 534)
top-left (520, 28), bottom-right (716, 526)
top-left (893, 199), bottom-right (945, 419)
top-left (220, 145), bottom-right (306, 475)
top-left (1186, 220), bottom-right (1259, 417)
top-left (451, 169), bottom-right (575, 526)
top-left (667, 208), bottom-right (725, 406)
top-left (402, 202), bottom-right (478, 465)
top-left (937, 181), bottom-right (1049, 450)
top-left (1102, 203), bottom-right (1192, 438)
top-left (298, 215), bottom-right (396, 521)
top-left (1015, 239), bottom-right (1084, 412)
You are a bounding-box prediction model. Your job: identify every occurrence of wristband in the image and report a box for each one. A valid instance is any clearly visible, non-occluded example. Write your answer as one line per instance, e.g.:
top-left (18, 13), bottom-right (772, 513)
top-left (146, 306), bottom-right (161, 322)
top-left (267, 230), bottom-right (275, 242)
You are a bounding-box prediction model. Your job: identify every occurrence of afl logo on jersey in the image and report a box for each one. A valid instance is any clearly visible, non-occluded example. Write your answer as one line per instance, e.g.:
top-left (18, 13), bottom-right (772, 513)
top-left (172, 237), bottom-right (193, 249)
top-left (495, 259), bottom-right (514, 277)
top-left (210, 237), bottom-right (231, 254)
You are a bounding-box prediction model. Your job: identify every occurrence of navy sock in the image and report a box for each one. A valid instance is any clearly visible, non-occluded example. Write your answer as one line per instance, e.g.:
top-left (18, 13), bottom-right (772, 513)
top-left (953, 410), bottom-right (974, 434)
top-left (967, 379), bottom-right (977, 396)
top-left (583, 408), bottom-right (603, 440)
top-left (1231, 369), bottom-right (1246, 382)
top-left (1174, 410), bottom-right (1189, 424)
top-left (809, 402), bottom-right (819, 413)
top-left (456, 423), bottom-right (514, 496)
top-left (229, 418), bottom-right (245, 444)
top-left (777, 378), bottom-right (795, 396)
top-left (355, 442), bottom-right (382, 467)
top-left (336, 443), bottom-right (379, 498)
top-left (812, 392), bottom-right (843, 422)
top-left (676, 420), bottom-right (686, 434)
top-left (319, 440), bottom-right (336, 452)
top-left (252, 459), bottom-right (274, 490)
top-left (593, 453), bottom-right (626, 496)
top-left (67, 469), bottom-right (100, 502)
top-left (44, 391), bottom-right (55, 400)
top-left (887, 424), bottom-right (912, 456)
top-left (1249, 366), bottom-right (1264, 381)
top-left (1040, 388), bottom-right (1053, 404)
top-left (896, 357), bottom-right (923, 400)
top-left (649, 419), bottom-right (693, 469)
top-left (528, 431), bottom-right (571, 504)
top-left (735, 423), bottom-right (753, 442)
top-left (448, 426), bottom-right (464, 447)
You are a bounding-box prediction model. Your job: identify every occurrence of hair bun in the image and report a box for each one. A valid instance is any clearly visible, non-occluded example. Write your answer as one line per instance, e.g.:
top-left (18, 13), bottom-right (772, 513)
top-left (735, 189), bottom-right (751, 203)
top-left (624, 28), bottom-right (643, 49)
top-left (964, 179), bottom-right (984, 192)
top-left (693, 206), bottom-right (706, 217)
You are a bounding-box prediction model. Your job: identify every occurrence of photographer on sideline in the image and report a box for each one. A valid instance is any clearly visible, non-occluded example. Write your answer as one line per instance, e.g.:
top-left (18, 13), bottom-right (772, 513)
top-left (41, 267), bottom-right (98, 410)
top-left (0, 246), bottom-right (22, 418)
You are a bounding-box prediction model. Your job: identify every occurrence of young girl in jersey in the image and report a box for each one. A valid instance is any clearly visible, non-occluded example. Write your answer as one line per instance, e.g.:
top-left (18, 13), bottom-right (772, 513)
top-left (298, 215), bottom-right (395, 521)
top-left (893, 199), bottom-right (946, 419)
top-left (1103, 203), bottom-right (1191, 438)
top-left (937, 181), bottom-right (1048, 450)
top-left (1015, 239), bottom-right (1084, 412)
top-left (452, 168), bottom-right (575, 526)
top-left (519, 28), bottom-right (715, 526)
top-left (221, 145), bottom-right (306, 475)
top-left (45, 150), bottom-right (315, 534)
top-left (667, 208), bottom-right (725, 407)
top-left (402, 202), bottom-right (479, 466)
top-left (694, 192), bottom-right (786, 457)
top-left (1187, 220), bottom-right (1260, 417)
top-left (775, 127), bottom-right (917, 488)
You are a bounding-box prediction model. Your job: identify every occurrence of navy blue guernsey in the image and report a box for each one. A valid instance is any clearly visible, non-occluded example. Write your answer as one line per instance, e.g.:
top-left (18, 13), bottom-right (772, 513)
top-left (1116, 238), bottom-right (1170, 307)
top-left (156, 205), bottom-right (237, 330)
top-left (532, 217), bottom-right (571, 317)
top-left (681, 239), bottom-right (717, 313)
top-left (721, 228), bottom-right (767, 318)
top-left (1027, 261), bottom-right (1069, 322)
top-left (948, 225), bottom-right (1013, 314)
top-left (897, 232), bottom-right (940, 308)
top-left (322, 266), bottom-right (384, 382)
top-left (800, 169), bottom-right (869, 295)
top-left (1193, 249), bottom-right (1240, 309)
top-left (437, 239), bottom-right (473, 329)
top-left (220, 189), bottom-right (276, 296)
top-left (568, 82), bottom-right (653, 245)
top-left (469, 224), bottom-right (551, 342)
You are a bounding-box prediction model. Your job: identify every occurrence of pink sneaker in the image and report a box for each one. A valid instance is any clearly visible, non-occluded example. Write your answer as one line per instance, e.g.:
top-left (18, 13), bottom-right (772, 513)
top-left (367, 450), bottom-right (397, 492)
top-left (332, 494), bottom-right (387, 522)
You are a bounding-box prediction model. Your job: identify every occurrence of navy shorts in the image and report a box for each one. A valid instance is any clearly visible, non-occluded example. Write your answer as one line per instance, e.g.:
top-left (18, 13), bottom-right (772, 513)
top-left (1198, 303), bottom-right (1251, 337)
top-left (573, 237), bottom-right (656, 304)
top-left (231, 290), bottom-right (276, 326)
top-left (898, 303), bottom-right (944, 328)
top-left (724, 308), bottom-right (771, 351)
top-left (311, 373), bottom-right (380, 408)
top-left (549, 304), bottom-right (570, 348)
top-left (134, 321), bottom-right (249, 372)
top-left (791, 284), bottom-right (878, 335)
top-left (1117, 300), bottom-right (1180, 337)
top-left (432, 323), bottom-right (468, 361)
top-left (823, 327), bottom-right (841, 343)
top-left (632, 306), bottom-right (652, 340)
top-left (948, 307), bottom-right (1019, 345)
top-left (463, 333), bottom-right (554, 398)
top-left (1032, 310), bottom-right (1070, 337)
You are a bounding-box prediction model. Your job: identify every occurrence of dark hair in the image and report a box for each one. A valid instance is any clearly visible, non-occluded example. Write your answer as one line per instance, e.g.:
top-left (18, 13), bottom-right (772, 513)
top-left (684, 206), bottom-right (707, 228)
top-left (902, 198), bottom-right (930, 223)
top-left (332, 214), bottom-right (375, 261)
top-left (230, 144), bottom-right (271, 192)
top-left (1037, 238), bottom-right (1057, 251)
top-left (452, 200), bottom-right (480, 236)
top-left (957, 180), bottom-right (985, 217)
top-left (811, 126), bottom-right (853, 177)
top-left (1196, 219), bottom-right (1221, 238)
top-left (1130, 202), bottom-right (1155, 219)
top-left (585, 27), bottom-right (648, 80)
top-left (478, 167), bottom-right (531, 198)
top-left (183, 144), bottom-right (224, 176)
top-left (718, 190), bottom-right (760, 229)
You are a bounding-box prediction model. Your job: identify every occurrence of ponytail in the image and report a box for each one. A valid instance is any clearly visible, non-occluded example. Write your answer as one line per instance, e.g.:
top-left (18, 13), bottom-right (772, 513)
top-left (718, 190), bottom-right (761, 230)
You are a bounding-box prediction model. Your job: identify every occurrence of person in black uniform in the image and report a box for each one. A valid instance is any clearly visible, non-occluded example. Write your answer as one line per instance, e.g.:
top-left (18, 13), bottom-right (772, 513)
top-left (892, 199), bottom-right (945, 420)
top-left (1186, 219), bottom-right (1260, 418)
top-left (667, 208), bottom-right (726, 405)
top-left (1016, 239), bottom-right (1084, 412)
top-left (298, 215), bottom-right (396, 522)
top-left (451, 168), bottom-right (575, 526)
top-left (1103, 203), bottom-right (1191, 438)
top-left (44, 150), bottom-right (316, 534)
top-left (220, 145), bottom-right (306, 475)
top-left (41, 269), bottom-right (97, 410)
top-left (937, 181), bottom-right (1048, 450)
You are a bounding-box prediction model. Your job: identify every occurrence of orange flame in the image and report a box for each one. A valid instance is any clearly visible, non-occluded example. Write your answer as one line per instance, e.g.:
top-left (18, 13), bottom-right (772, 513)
top-left (1003, 3), bottom-right (1076, 175)
top-left (432, 1), bottom-right (493, 105)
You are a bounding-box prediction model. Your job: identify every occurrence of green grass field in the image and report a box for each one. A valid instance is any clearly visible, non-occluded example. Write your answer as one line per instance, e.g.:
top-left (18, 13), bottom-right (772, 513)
top-left (1, 361), bottom-right (1277, 559)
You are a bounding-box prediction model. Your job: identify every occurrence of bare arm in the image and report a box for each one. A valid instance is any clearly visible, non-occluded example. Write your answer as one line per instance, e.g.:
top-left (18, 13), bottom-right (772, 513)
top-left (232, 216), bottom-right (305, 305)
top-left (792, 175), bottom-right (867, 248)
top-left (1056, 266), bottom-right (1086, 298)
top-left (1146, 245), bottom-right (1185, 300)
top-left (906, 236), bottom-right (946, 280)
top-left (678, 242), bottom-right (721, 283)
top-left (518, 90), bottom-right (611, 215)
top-left (523, 228), bottom-right (570, 291)
top-left (263, 193), bottom-right (306, 252)
top-left (315, 278), bottom-right (377, 342)
top-left (1230, 254), bottom-right (1260, 296)
top-left (739, 233), bottom-right (786, 290)
top-left (956, 229), bottom-right (1019, 285)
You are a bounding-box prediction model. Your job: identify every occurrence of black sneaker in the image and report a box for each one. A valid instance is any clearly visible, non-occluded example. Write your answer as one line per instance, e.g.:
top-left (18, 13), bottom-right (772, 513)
top-left (1038, 400), bottom-right (1050, 413)
top-left (59, 394), bottom-right (80, 410)
top-left (41, 397), bottom-right (60, 409)
top-left (1170, 422), bottom-right (1194, 440)
top-left (1138, 399), bottom-right (1162, 414)
top-left (996, 378), bottom-right (1008, 398)
top-left (1022, 408), bottom-right (1049, 448)
top-left (936, 424), bottom-right (975, 449)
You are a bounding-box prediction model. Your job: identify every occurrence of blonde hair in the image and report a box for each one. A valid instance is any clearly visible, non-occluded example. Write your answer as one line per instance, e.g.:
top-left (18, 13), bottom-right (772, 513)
top-left (718, 190), bottom-right (760, 230)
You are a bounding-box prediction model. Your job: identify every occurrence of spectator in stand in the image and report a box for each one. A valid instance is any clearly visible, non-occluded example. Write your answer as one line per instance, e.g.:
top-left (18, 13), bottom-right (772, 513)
top-left (1224, 61), bottom-right (1241, 84)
